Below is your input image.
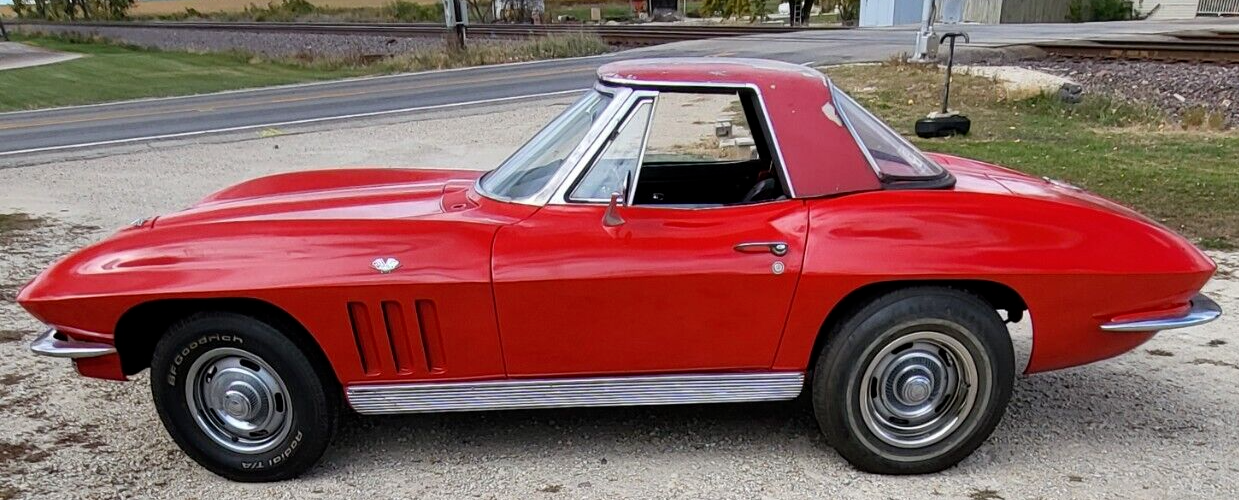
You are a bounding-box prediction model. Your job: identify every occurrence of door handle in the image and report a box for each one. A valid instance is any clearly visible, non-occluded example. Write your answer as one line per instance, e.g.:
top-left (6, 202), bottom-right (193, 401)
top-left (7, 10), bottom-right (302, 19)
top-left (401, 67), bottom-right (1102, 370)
top-left (734, 241), bottom-right (789, 257)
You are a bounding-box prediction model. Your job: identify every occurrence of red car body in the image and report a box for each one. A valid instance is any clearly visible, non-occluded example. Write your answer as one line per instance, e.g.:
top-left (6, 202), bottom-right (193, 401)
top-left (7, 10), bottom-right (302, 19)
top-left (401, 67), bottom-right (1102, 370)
top-left (19, 59), bottom-right (1216, 396)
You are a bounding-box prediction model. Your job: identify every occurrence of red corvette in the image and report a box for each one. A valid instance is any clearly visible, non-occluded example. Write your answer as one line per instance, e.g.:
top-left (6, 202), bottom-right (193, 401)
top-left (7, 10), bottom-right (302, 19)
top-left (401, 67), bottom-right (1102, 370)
top-left (20, 58), bottom-right (1221, 481)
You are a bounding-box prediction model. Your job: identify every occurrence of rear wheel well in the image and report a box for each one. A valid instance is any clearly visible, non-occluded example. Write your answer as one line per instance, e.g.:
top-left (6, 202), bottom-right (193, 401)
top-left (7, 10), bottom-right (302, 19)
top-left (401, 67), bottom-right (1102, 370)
top-left (114, 298), bottom-right (333, 382)
top-left (809, 280), bottom-right (1027, 373)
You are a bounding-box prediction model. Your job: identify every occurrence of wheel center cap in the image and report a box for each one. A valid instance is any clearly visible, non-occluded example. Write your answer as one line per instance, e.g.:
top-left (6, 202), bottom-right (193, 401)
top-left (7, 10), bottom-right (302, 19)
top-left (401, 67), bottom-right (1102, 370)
top-left (223, 389), bottom-right (253, 419)
top-left (901, 375), bottom-right (933, 405)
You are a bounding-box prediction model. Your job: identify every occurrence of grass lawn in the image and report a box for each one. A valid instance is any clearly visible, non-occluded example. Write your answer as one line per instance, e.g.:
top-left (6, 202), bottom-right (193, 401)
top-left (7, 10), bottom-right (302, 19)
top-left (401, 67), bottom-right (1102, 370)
top-left (0, 35), bottom-right (365, 111)
top-left (0, 33), bottom-right (607, 112)
top-left (825, 62), bottom-right (1239, 250)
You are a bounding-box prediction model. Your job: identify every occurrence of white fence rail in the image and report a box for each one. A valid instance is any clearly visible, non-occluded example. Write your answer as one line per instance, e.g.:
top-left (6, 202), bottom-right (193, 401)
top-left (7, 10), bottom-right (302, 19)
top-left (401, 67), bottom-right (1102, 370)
top-left (1198, 0), bottom-right (1239, 15)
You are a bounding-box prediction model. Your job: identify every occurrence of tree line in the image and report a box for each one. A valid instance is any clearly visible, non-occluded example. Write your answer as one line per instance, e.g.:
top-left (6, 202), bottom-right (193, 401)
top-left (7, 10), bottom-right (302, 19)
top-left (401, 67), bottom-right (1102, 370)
top-left (11, 0), bottom-right (136, 20)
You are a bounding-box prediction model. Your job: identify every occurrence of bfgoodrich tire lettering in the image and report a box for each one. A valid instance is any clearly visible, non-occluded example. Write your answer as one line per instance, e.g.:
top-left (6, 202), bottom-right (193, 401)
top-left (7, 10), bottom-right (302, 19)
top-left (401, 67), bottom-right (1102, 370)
top-left (813, 287), bottom-right (1015, 474)
top-left (151, 312), bottom-right (339, 482)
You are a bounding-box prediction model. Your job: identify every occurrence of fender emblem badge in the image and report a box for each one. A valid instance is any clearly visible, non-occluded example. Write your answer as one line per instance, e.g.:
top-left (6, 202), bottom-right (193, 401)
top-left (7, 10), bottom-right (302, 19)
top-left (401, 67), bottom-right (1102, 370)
top-left (371, 258), bottom-right (401, 274)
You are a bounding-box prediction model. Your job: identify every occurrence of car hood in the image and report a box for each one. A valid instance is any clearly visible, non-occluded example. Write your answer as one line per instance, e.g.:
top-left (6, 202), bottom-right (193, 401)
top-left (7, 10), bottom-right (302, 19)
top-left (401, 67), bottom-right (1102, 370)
top-left (154, 168), bottom-right (485, 228)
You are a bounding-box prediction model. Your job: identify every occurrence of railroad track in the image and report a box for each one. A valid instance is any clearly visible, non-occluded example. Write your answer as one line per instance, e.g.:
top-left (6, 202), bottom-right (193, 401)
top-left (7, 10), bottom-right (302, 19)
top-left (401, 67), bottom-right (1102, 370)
top-left (9, 20), bottom-right (844, 46)
top-left (1033, 30), bottom-right (1239, 63)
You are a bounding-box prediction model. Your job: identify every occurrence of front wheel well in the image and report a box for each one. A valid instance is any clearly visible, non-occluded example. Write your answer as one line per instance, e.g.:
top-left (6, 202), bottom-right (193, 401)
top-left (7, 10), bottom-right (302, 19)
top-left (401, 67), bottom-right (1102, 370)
top-left (809, 280), bottom-right (1027, 370)
top-left (113, 298), bottom-right (332, 381)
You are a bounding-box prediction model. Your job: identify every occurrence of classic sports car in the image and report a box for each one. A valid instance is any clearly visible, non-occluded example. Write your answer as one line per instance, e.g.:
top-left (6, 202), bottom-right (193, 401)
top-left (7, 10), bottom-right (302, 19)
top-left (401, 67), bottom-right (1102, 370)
top-left (20, 58), bottom-right (1221, 481)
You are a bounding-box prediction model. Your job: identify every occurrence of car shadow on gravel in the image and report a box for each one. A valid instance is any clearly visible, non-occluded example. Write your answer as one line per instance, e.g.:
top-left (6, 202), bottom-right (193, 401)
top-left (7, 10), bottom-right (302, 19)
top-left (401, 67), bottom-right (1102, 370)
top-left (311, 362), bottom-right (1216, 478)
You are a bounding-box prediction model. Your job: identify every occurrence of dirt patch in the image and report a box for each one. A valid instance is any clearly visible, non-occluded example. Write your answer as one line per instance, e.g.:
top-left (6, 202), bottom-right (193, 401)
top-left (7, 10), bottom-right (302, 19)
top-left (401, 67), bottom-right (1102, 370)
top-left (0, 331), bottom-right (22, 343)
top-left (1189, 358), bottom-right (1239, 370)
top-left (0, 441), bottom-right (50, 468)
top-left (0, 213), bottom-right (43, 244)
top-left (1146, 349), bottom-right (1174, 357)
top-left (0, 373), bottom-right (30, 386)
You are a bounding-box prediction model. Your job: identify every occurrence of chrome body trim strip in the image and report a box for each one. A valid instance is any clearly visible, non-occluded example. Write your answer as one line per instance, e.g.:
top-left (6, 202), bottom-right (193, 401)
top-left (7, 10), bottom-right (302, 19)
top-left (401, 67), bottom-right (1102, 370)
top-left (346, 372), bottom-right (805, 415)
top-left (30, 328), bottom-right (117, 359)
top-left (1101, 293), bottom-right (1223, 333)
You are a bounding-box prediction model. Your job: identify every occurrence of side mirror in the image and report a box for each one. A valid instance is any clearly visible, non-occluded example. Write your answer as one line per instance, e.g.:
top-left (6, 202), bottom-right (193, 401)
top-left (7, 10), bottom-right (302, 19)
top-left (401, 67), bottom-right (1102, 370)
top-left (603, 191), bottom-right (625, 227)
top-left (602, 169), bottom-right (632, 228)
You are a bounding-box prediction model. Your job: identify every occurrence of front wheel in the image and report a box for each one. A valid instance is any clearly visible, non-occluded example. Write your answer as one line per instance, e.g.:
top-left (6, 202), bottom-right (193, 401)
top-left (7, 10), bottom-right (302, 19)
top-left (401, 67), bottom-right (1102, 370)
top-left (150, 312), bottom-right (339, 482)
top-left (812, 287), bottom-right (1014, 474)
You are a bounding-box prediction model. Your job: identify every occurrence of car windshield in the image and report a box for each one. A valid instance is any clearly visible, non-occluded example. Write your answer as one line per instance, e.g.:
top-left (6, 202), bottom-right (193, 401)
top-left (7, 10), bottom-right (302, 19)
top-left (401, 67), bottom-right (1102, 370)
top-left (832, 87), bottom-right (944, 180)
top-left (479, 90), bottom-right (613, 200)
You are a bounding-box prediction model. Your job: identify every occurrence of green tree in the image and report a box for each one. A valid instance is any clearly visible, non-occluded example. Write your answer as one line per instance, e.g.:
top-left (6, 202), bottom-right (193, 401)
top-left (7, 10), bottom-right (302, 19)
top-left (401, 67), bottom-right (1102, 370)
top-left (699, 0), bottom-right (767, 22)
top-left (13, 0), bottom-right (134, 20)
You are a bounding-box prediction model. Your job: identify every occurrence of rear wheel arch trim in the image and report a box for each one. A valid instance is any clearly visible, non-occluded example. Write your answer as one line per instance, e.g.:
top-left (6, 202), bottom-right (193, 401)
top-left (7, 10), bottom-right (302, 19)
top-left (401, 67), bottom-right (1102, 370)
top-left (113, 297), bottom-right (336, 384)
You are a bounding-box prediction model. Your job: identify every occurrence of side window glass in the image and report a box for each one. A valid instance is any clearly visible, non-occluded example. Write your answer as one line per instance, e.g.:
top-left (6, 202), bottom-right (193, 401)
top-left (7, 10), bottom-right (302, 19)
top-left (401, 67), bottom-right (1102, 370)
top-left (644, 92), bottom-right (758, 163)
top-left (570, 101), bottom-right (653, 201)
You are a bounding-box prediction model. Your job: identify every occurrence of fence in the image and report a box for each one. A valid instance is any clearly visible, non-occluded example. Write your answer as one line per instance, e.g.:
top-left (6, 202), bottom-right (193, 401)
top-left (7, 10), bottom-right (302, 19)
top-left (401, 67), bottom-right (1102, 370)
top-left (1198, 0), bottom-right (1239, 15)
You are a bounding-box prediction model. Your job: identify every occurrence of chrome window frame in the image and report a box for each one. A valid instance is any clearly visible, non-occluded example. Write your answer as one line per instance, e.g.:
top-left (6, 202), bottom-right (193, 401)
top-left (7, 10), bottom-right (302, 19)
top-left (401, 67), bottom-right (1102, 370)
top-left (564, 93), bottom-right (658, 204)
top-left (827, 80), bottom-right (945, 182)
top-left (548, 78), bottom-right (797, 207)
top-left (547, 87), bottom-right (656, 205)
top-left (474, 84), bottom-right (632, 207)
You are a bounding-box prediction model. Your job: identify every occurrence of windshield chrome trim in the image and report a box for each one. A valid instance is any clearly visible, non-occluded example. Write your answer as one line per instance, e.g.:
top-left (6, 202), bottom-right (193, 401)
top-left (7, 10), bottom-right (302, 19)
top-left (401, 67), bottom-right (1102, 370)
top-left (587, 78), bottom-right (796, 199)
top-left (474, 84), bottom-right (631, 207)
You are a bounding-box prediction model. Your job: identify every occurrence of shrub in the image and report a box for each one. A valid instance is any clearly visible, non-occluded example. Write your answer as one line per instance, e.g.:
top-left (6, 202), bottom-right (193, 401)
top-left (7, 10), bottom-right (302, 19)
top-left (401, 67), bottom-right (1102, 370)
top-left (385, 0), bottom-right (442, 22)
top-left (1068, 0), bottom-right (1136, 22)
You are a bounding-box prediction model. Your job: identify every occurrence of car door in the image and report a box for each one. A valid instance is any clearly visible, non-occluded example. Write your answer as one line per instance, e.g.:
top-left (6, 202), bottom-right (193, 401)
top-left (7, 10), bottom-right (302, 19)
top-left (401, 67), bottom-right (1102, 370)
top-left (490, 90), bottom-right (808, 377)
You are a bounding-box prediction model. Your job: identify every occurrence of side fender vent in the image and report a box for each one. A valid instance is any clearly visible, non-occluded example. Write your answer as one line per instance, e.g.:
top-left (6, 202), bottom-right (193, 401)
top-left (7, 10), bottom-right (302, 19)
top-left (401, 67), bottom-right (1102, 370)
top-left (347, 300), bottom-right (444, 377)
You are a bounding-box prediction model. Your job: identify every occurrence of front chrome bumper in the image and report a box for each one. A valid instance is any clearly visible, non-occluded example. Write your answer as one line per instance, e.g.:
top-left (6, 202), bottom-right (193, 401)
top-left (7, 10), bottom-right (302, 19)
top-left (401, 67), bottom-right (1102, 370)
top-left (29, 328), bottom-right (117, 359)
top-left (1101, 293), bottom-right (1223, 333)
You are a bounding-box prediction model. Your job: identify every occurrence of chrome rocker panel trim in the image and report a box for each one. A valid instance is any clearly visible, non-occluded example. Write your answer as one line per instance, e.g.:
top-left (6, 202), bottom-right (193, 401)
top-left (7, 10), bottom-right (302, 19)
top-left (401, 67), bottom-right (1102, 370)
top-left (1101, 293), bottom-right (1223, 333)
top-left (347, 372), bottom-right (805, 415)
top-left (30, 328), bottom-right (117, 358)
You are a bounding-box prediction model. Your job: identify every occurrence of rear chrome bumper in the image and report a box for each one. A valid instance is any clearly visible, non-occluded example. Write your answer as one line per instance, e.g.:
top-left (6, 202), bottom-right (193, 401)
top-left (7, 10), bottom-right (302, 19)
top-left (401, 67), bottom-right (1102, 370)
top-left (30, 328), bottom-right (117, 359)
top-left (1101, 293), bottom-right (1223, 333)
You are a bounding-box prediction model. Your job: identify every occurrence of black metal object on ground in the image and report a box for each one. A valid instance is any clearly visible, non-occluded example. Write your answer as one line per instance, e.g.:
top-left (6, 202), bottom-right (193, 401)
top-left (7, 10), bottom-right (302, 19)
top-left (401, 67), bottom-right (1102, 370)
top-left (916, 31), bottom-right (971, 139)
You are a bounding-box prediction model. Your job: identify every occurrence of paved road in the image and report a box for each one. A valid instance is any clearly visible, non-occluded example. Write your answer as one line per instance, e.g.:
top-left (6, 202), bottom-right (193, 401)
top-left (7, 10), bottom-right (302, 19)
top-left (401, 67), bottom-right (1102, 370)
top-left (2, 18), bottom-right (1237, 157)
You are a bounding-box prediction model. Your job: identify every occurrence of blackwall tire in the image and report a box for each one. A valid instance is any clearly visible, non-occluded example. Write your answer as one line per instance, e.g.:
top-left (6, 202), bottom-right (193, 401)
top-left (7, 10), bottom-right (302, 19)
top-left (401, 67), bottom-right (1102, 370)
top-left (812, 287), bottom-right (1014, 474)
top-left (150, 312), bottom-right (339, 482)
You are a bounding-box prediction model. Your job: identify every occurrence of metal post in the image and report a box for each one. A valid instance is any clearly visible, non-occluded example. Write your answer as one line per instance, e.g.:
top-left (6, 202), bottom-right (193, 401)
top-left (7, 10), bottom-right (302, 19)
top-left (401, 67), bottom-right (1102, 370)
top-left (910, 0), bottom-right (938, 62)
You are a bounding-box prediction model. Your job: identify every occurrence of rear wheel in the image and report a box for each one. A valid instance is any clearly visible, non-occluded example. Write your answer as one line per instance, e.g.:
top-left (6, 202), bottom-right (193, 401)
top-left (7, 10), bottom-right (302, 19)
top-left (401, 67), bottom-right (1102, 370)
top-left (150, 312), bottom-right (338, 482)
top-left (812, 287), bottom-right (1014, 474)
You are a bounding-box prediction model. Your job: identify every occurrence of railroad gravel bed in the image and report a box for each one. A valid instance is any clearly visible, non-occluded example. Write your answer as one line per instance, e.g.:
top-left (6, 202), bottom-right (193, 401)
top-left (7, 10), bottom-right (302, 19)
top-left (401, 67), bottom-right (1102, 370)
top-left (14, 24), bottom-right (516, 58)
top-left (1015, 58), bottom-right (1239, 127)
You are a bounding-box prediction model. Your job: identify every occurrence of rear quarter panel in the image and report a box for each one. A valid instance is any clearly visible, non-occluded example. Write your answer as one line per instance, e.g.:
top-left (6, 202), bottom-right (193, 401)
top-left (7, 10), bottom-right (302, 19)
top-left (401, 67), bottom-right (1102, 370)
top-left (774, 188), bottom-right (1215, 374)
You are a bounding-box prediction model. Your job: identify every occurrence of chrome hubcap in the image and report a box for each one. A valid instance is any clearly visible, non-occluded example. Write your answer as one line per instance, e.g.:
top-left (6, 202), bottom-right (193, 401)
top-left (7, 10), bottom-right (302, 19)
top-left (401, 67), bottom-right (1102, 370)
top-left (859, 330), bottom-right (979, 449)
top-left (185, 347), bottom-right (291, 454)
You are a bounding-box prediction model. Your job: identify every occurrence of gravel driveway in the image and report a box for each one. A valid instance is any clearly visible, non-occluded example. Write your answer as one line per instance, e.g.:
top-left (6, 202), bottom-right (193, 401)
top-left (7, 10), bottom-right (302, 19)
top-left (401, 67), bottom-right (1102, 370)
top-left (1, 98), bottom-right (1237, 499)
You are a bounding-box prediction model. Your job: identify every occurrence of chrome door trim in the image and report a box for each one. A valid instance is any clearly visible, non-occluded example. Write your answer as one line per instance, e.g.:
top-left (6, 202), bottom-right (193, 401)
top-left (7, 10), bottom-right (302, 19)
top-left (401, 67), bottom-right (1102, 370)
top-left (346, 372), bottom-right (805, 415)
top-left (593, 77), bottom-right (797, 199)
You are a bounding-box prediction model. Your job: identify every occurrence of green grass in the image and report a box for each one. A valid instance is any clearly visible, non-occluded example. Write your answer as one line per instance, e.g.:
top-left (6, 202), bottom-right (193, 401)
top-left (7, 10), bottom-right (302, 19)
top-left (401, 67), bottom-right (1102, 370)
top-left (0, 33), bottom-right (608, 111)
top-left (826, 62), bottom-right (1239, 250)
top-left (0, 34), bottom-right (364, 111)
